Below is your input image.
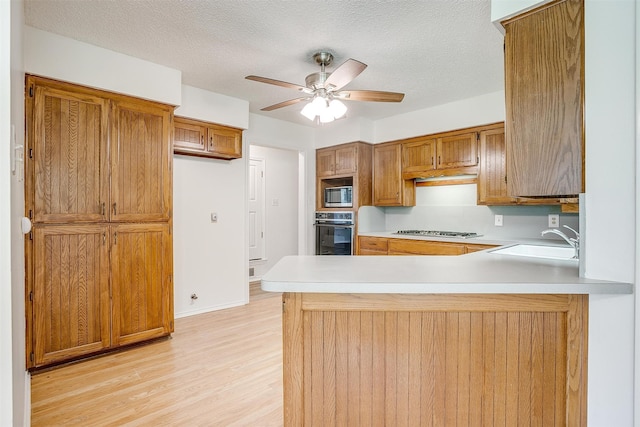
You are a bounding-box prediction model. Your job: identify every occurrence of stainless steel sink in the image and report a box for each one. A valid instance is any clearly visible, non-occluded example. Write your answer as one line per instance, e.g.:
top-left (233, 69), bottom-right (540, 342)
top-left (489, 244), bottom-right (577, 261)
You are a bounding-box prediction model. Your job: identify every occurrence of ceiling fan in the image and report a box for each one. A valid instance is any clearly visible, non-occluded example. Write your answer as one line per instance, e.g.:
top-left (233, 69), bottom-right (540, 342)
top-left (245, 51), bottom-right (405, 123)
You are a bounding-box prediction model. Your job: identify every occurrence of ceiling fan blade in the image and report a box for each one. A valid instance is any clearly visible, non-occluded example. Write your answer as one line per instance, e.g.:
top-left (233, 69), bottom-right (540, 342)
top-left (260, 97), bottom-right (309, 111)
top-left (324, 59), bottom-right (367, 91)
top-left (337, 90), bottom-right (405, 102)
top-left (246, 75), bottom-right (308, 92)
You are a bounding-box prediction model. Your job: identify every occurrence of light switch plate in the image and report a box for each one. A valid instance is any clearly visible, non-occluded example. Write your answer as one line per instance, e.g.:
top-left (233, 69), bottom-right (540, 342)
top-left (494, 214), bottom-right (503, 227)
top-left (548, 214), bottom-right (559, 228)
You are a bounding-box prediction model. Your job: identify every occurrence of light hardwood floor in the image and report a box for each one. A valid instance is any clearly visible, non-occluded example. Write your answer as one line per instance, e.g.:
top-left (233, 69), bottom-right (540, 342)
top-left (31, 284), bottom-right (284, 426)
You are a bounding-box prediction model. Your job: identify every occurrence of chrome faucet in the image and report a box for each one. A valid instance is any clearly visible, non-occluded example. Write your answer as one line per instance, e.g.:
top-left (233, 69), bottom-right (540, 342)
top-left (541, 225), bottom-right (580, 259)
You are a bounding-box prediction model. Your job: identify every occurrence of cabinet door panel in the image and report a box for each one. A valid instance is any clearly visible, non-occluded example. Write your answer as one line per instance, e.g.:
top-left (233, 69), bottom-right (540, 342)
top-left (174, 120), bottom-right (205, 153)
top-left (33, 225), bottom-right (110, 367)
top-left (317, 149), bottom-right (336, 177)
top-left (334, 146), bottom-right (357, 175)
top-left (374, 144), bottom-right (404, 206)
top-left (504, 0), bottom-right (583, 196)
top-left (111, 100), bottom-right (172, 221)
top-left (388, 239), bottom-right (466, 255)
top-left (207, 125), bottom-right (242, 159)
top-left (436, 133), bottom-right (478, 169)
top-left (111, 223), bottom-right (173, 346)
top-left (478, 127), bottom-right (516, 205)
top-left (32, 86), bottom-right (109, 223)
top-left (402, 139), bottom-right (436, 175)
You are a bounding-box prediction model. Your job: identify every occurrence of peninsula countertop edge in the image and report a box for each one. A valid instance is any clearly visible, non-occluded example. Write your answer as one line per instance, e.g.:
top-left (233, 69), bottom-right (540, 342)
top-left (260, 253), bottom-right (632, 295)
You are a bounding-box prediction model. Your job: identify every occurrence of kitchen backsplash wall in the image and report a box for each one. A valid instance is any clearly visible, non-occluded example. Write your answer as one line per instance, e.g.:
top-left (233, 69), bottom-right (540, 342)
top-left (358, 184), bottom-right (579, 240)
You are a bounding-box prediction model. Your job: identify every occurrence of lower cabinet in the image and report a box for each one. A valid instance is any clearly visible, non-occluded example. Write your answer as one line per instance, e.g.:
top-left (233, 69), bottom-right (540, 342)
top-left (32, 225), bottom-right (111, 367)
top-left (30, 223), bottom-right (173, 368)
top-left (357, 236), bottom-right (497, 256)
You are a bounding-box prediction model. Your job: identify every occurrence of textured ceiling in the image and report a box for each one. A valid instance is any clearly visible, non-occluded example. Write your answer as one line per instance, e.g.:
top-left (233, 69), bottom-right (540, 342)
top-left (24, 0), bottom-right (505, 127)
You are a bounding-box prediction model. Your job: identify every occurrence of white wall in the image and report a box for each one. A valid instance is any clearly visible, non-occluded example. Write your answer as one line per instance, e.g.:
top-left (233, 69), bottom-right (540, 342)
top-left (315, 116), bottom-right (375, 148)
top-left (4, 1), bottom-right (27, 425)
top-left (173, 154), bottom-right (248, 316)
top-left (373, 91), bottom-right (506, 143)
top-left (24, 26), bottom-right (181, 106)
top-left (172, 85), bottom-right (249, 316)
top-left (249, 145), bottom-right (299, 278)
top-left (1, 1), bottom-right (15, 425)
top-left (582, 1), bottom-right (636, 425)
top-left (245, 114), bottom-right (316, 255)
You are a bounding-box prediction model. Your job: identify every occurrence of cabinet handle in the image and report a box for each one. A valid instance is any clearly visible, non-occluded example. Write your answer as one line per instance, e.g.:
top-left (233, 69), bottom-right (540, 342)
top-left (101, 202), bottom-right (105, 216)
top-left (102, 232), bottom-right (106, 245)
top-left (209, 136), bottom-right (213, 150)
top-left (438, 156), bottom-right (441, 165)
top-left (114, 232), bottom-right (118, 245)
top-left (201, 135), bottom-right (204, 146)
top-left (431, 156), bottom-right (435, 167)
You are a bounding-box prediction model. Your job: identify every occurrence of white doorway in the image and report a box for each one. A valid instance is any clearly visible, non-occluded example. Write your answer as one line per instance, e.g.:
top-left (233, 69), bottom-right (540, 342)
top-left (248, 158), bottom-right (265, 261)
top-left (248, 145), bottom-right (299, 281)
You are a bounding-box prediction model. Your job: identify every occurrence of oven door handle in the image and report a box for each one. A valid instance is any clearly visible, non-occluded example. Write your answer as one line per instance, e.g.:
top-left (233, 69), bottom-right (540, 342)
top-left (314, 223), bottom-right (354, 228)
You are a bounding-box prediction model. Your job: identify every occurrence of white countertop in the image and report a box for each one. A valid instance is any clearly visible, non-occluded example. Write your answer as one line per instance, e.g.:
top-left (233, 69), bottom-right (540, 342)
top-left (261, 250), bottom-right (632, 295)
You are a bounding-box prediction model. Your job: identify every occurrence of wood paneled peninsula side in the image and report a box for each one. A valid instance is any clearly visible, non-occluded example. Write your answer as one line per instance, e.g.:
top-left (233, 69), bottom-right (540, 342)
top-left (261, 254), bottom-right (631, 426)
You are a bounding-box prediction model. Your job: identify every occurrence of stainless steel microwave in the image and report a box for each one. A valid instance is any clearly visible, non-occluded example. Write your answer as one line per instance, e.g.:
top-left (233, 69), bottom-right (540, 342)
top-left (324, 186), bottom-right (353, 208)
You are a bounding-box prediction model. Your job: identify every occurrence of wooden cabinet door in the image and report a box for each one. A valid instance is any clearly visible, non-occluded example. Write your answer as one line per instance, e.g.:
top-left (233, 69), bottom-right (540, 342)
top-left (402, 138), bottom-right (436, 176)
top-left (357, 236), bottom-right (388, 255)
top-left (504, 0), bottom-right (583, 197)
top-left (478, 127), bottom-right (516, 205)
top-left (111, 223), bottom-right (173, 347)
top-left (32, 224), bottom-right (110, 367)
top-left (110, 99), bottom-right (172, 222)
top-left (388, 239), bottom-right (466, 255)
top-left (207, 125), bottom-right (242, 159)
top-left (316, 149), bottom-right (336, 177)
top-left (334, 146), bottom-right (357, 175)
top-left (374, 143), bottom-right (408, 206)
top-left (173, 118), bottom-right (206, 153)
top-left (31, 84), bottom-right (109, 223)
top-left (436, 132), bottom-right (478, 169)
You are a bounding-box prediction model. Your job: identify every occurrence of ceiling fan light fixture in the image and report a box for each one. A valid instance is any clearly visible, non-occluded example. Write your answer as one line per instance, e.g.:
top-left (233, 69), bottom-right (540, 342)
top-left (319, 107), bottom-right (335, 123)
top-left (329, 99), bottom-right (347, 119)
top-left (300, 102), bottom-right (317, 120)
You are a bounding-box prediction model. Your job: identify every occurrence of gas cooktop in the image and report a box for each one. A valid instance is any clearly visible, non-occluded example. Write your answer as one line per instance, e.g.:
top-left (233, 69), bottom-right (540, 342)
top-left (394, 230), bottom-right (482, 239)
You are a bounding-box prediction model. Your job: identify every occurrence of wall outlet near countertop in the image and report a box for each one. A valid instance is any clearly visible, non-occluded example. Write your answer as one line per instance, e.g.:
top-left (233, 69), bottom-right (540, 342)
top-left (494, 214), bottom-right (503, 227)
top-left (548, 214), bottom-right (559, 228)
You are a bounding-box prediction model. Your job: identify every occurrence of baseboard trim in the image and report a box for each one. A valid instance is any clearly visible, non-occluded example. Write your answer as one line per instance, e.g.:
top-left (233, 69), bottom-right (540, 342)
top-left (174, 300), bottom-right (247, 319)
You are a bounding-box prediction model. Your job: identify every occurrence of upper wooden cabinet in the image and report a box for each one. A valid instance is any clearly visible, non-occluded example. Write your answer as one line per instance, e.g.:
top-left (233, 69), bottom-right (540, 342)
top-left (173, 116), bottom-right (243, 160)
top-left (111, 98), bottom-right (172, 222)
top-left (316, 144), bottom-right (358, 177)
top-left (373, 142), bottom-right (415, 206)
top-left (503, 0), bottom-right (584, 197)
top-left (402, 132), bottom-right (478, 180)
top-left (477, 126), bottom-right (516, 205)
top-left (31, 84), bottom-right (110, 224)
top-left (316, 142), bottom-right (372, 211)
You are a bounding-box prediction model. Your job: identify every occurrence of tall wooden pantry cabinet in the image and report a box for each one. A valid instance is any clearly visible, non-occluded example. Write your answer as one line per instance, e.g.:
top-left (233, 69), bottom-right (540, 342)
top-left (24, 75), bottom-right (174, 369)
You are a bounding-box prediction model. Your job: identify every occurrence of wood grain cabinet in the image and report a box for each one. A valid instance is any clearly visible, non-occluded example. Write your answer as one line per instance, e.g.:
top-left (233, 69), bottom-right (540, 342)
top-left (373, 142), bottom-right (415, 206)
top-left (316, 144), bottom-right (358, 177)
top-left (401, 132), bottom-right (478, 180)
top-left (25, 75), bottom-right (174, 369)
top-left (503, 0), bottom-right (584, 197)
top-left (357, 236), bottom-right (497, 255)
top-left (477, 126), bottom-right (516, 205)
top-left (316, 142), bottom-right (372, 211)
top-left (174, 116), bottom-right (243, 160)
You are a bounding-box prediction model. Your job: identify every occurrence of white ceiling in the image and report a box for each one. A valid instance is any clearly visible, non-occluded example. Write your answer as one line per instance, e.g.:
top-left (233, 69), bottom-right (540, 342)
top-left (24, 0), bottom-right (505, 127)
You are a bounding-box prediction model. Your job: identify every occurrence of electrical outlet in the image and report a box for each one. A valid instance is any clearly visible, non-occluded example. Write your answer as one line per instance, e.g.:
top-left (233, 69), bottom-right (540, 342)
top-left (211, 212), bottom-right (218, 223)
top-left (548, 214), bottom-right (559, 228)
top-left (494, 214), bottom-right (503, 227)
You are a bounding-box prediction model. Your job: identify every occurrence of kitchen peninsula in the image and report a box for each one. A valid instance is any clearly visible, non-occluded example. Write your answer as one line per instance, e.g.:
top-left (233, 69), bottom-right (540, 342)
top-left (261, 252), bottom-right (631, 426)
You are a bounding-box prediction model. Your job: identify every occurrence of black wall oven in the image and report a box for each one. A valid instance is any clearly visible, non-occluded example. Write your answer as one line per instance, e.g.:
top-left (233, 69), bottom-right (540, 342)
top-left (315, 211), bottom-right (354, 255)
